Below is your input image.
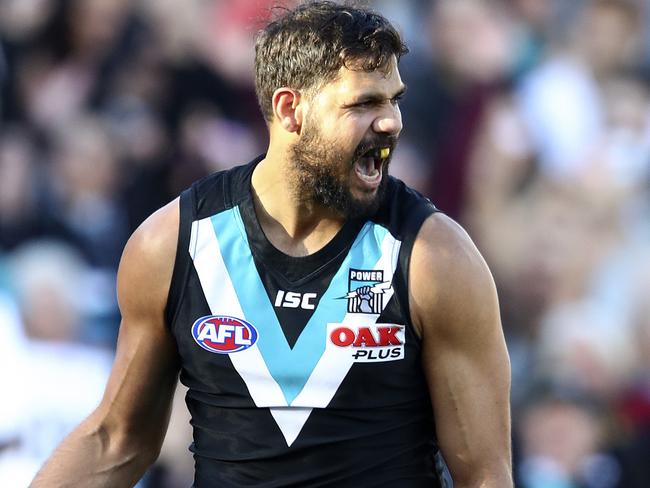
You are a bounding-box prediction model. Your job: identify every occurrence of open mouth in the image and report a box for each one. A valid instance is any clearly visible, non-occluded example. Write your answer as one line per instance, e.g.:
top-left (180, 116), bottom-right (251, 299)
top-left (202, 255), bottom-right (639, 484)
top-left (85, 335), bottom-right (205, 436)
top-left (353, 147), bottom-right (390, 187)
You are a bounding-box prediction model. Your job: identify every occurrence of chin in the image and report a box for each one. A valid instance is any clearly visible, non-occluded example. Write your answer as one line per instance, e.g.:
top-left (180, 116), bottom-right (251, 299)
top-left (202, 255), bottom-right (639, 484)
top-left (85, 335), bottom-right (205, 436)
top-left (351, 187), bottom-right (379, 203)
top-left (344, 181), bottom-right (387, 219)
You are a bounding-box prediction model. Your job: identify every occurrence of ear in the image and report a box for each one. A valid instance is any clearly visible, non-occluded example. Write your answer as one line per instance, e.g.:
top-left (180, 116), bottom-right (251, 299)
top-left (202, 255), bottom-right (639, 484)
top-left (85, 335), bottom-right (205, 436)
top-left (271, 87), bottom-right (303, 134)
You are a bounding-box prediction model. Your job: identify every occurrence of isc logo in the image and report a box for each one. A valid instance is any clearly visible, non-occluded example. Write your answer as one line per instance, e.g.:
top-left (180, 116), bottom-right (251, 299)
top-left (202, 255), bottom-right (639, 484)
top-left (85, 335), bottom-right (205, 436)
top-left (191, 315), bottom-right (258, 354)
top-left (274, 290), bottom-right (317, 310)
top-left (327, 324), bottom-right (405, 362)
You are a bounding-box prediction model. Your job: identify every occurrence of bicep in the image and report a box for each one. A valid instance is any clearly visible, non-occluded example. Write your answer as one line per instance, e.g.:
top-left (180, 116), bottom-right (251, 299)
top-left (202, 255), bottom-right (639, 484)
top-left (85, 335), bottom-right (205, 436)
top-left (94, 200), bottom-right (181, 449)
top-left (410, 215), bottom-right (511, 485)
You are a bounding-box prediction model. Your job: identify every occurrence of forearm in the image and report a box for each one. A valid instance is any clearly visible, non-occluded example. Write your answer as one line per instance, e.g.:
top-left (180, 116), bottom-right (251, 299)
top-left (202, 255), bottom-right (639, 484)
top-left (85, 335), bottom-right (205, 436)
top-left (452, 467), bottom-right (513, 488)
top-left (30, 417), bottom-right (155, 488)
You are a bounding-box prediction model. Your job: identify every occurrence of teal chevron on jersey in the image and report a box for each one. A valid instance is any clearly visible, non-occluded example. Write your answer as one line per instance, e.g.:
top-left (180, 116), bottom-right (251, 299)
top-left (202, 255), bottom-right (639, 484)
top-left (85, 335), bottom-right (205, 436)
top-left (210, 207), bottom-right (390, 405)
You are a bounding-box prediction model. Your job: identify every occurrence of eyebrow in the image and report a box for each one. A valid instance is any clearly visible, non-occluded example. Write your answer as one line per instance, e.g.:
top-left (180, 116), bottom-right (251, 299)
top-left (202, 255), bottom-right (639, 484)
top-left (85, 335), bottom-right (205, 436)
top-left (343, 84), bottom-right (408, 108)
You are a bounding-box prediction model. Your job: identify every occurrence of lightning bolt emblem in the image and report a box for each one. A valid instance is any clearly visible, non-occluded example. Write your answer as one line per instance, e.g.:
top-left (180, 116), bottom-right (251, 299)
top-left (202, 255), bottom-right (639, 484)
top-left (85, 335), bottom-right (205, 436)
top-left (340, 281), bottom-right (392, 299)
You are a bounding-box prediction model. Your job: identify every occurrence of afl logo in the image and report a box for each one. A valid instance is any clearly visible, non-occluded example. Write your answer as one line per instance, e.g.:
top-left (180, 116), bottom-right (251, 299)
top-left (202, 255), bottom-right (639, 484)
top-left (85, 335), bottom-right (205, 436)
top-left (191, 315), bottom-right (258, 354)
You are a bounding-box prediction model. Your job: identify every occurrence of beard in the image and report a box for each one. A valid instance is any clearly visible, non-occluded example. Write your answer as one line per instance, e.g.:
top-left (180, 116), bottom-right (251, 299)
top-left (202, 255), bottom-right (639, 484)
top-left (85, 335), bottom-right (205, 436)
top-left (289, 121), bottom-right (396, 219)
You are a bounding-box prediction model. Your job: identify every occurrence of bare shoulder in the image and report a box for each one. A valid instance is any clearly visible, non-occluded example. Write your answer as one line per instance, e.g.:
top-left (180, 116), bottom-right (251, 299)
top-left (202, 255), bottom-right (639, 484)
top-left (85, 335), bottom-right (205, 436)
top-left (122, 198), bottom-right (179, 264)
top-left (409, 212), bottom-right (498, 340)
top-left (117, 198), bottom-right (180, 317)
top-left (410, 212), bottom-right (490, 280)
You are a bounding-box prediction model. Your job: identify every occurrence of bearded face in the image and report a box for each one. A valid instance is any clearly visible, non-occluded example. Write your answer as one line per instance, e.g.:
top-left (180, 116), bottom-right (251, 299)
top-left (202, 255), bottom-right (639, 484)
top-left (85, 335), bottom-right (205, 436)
top-left (289, 113), bottom-right (397, 219)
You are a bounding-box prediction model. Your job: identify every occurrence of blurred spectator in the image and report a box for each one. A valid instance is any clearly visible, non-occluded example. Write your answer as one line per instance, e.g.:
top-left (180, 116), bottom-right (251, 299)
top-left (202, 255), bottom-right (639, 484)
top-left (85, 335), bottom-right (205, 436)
top-left (47, 116), bottom-right (128, 269)
top-left (517, 390), bottom-right (622, 488)
top-left (0, 241), bottom-right (113, 486)
top-left (400, 0), bottom-right (517, 219)
top-left (0, 127), bottom-right (82, 252)
top-left (0, 127), bottom-right (42, 249)
top-left (516, 0), bottom-right (646, 184)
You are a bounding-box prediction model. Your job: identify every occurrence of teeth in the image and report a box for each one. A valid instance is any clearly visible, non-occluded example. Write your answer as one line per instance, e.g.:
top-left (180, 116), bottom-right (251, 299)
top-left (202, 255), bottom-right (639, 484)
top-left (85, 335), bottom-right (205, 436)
top-left (380, 147), bottom-right (390, 159)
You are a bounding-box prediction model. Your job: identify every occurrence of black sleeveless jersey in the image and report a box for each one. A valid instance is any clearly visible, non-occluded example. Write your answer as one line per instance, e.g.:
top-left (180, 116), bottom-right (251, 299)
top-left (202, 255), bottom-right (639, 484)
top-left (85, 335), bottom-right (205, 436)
top-left (166, 156), bottom-right (449, 487)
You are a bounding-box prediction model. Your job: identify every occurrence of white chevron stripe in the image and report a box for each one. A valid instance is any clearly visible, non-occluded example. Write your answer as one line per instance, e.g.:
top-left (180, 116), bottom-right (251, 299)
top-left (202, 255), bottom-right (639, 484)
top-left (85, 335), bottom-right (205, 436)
top-left (190, 217), bottom-right (401, 445)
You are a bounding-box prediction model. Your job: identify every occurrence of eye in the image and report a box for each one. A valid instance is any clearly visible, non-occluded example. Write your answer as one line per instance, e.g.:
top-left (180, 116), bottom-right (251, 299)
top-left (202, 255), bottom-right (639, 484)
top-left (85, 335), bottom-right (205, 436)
top-left (355, 100), bottom-right (377, 109)
top-left (390, 94), bottom-right (404, 106)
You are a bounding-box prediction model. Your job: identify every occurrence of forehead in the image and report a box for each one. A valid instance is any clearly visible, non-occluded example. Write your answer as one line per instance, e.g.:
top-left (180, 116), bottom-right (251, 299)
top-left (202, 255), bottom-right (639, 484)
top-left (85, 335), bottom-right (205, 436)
top-left (315, 56), bottom-right (403, 102)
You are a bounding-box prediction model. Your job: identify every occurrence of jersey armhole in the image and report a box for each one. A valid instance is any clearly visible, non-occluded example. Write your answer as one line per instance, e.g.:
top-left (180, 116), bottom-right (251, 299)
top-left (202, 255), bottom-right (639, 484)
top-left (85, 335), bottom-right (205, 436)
top-left (164, 187), bottom-right (195, 329)
top-left (393, 203), bottom-right (438, 344)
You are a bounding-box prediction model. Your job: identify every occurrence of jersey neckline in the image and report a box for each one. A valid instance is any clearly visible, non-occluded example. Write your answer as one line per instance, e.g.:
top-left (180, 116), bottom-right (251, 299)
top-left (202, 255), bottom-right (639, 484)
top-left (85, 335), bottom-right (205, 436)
top-left (234, 155), bottom-right (366, 282)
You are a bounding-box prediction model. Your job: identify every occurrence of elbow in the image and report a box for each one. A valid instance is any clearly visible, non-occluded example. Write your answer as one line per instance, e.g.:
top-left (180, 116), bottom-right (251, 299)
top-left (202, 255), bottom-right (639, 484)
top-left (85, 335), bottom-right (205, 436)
top-left (93, 420), bottom-right (161, 473)
top-left (116, 433), bottom-right (162, 471)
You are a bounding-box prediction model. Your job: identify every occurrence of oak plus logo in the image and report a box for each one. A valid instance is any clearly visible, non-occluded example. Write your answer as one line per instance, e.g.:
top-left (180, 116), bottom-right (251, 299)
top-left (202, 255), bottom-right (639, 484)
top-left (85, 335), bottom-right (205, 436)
top-left (191, 315), bottom-right (258, 354)
top-left (344, 269), bottom-right (392, 314)
top-left (327, 323), bottom-right (405, 362)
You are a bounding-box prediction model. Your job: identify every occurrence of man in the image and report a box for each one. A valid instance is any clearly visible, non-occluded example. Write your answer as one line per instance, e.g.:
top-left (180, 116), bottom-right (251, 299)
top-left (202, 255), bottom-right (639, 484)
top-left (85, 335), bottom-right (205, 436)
top-left (31, 2), bottom-right (512, 486)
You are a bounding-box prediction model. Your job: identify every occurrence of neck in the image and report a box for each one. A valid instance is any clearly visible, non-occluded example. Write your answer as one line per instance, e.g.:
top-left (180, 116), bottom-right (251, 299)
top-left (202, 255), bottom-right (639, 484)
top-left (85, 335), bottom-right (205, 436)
top-left (251, 145), bottom-right (346, 257)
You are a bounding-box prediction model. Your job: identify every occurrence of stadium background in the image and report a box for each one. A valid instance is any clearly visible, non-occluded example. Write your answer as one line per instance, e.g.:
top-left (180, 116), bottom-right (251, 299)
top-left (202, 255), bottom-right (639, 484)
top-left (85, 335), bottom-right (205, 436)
top-left (1, 0), bottom-right (650, 486)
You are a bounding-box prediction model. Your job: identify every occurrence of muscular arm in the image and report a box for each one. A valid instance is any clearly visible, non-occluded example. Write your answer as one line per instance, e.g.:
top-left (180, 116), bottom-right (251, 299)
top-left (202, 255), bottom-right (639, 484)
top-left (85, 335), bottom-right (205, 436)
top-left (31, 199), bottom-right (181, 488)
top-left (410, 214), bottom-right (512, 487)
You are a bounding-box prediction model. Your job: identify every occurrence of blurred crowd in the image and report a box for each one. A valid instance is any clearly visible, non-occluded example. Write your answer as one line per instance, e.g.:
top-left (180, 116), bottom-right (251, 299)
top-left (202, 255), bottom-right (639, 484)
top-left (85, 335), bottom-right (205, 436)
top-left (1, 0), bottom-right (649, 487)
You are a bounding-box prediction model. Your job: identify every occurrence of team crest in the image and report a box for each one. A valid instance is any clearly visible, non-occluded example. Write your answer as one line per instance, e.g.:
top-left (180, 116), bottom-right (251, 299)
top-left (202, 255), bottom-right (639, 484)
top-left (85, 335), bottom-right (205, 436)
top-left (344, 268), bottom-right (392, 314)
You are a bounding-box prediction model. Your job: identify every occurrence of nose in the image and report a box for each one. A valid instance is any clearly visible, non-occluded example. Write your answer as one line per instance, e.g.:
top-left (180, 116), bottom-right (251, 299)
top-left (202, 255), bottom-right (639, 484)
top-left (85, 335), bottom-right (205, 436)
top-left (372, 104), bottom-right (402, 136)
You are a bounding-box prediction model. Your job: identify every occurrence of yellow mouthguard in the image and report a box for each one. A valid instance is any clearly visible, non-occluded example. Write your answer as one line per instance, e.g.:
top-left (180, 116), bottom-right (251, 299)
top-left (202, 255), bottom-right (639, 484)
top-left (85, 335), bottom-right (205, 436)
top-left (380, 147), bottom-right (390, 159)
